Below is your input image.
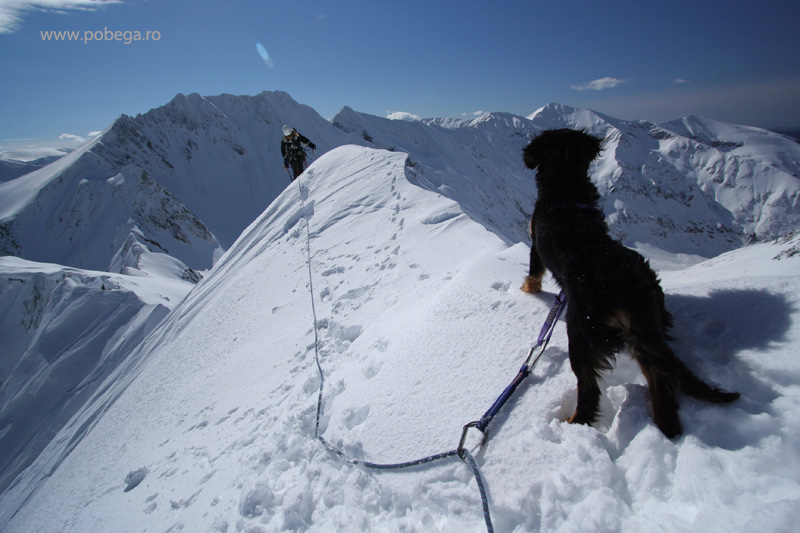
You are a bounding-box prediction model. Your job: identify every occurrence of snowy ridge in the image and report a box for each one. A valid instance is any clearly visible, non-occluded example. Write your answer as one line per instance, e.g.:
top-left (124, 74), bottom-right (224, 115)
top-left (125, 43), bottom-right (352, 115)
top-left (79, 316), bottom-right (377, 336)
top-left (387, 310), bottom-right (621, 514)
top-left (332, 106), bottom-right (538, 243)
top-left (0, 156), bottom-right (61, 183)
top-left (334, 102), bottom-right (800, 258)
top-left (0, 91), bottom-right (358, 282)
top-left (2, 146), bottom-right (799, 532)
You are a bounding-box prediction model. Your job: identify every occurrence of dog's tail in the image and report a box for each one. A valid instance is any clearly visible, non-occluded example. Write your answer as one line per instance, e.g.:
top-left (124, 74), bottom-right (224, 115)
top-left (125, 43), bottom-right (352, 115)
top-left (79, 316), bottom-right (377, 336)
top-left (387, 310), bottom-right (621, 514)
top-left (612, 308), bottom-right (740, 405)
top-left (675, 365), bottom-right (740, 404)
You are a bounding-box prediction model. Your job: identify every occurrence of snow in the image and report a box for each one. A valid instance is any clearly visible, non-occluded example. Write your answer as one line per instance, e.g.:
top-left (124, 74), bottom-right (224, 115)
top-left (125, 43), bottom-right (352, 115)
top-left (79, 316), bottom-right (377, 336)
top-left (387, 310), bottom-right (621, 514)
top-left (0, 147), bottom-right (223, 280)
top-left (0, 140), bottom-right (98, 221)
top-left (2, 145), bottom-right (799, 532)
top-left (112, 91), bottom-right (355, 250)
top-left (0, 256), bottom-right (193, 497)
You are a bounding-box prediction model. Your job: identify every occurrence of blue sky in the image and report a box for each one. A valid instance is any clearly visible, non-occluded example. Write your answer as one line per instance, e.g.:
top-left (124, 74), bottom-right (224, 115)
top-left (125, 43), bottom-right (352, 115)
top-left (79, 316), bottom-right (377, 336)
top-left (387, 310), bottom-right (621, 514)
top-left (1, 0), bottom-right (799, 159)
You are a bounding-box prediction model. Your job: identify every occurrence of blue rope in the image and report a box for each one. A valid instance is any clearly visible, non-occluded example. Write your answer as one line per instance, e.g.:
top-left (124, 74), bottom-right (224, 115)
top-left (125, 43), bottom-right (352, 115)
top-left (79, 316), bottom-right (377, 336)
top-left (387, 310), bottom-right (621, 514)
top-left (318, 436), bottom-right (459, 470)
top-left (461, 448), bottom-right (495, 533)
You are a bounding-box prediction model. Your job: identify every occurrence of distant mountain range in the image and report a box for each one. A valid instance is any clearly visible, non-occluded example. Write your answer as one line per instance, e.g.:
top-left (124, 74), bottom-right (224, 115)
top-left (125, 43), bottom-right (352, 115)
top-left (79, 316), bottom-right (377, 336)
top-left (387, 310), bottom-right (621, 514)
top-left (0, 155), bottom-right (63, 183)
top-left (2, 92), bottom-right (799, 284)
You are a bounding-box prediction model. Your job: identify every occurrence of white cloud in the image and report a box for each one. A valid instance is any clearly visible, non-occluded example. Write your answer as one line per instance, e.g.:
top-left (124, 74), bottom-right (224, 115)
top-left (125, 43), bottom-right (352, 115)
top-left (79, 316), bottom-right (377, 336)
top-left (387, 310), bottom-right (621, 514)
top-left (386, 111), bottom-right (421, 122)
top-left (674, 78), bottom-right (690, 84)
top-left (0, 1), bottom-right (122, 34)
top-left (1, 130), bottom-right (97, 161)
top-left (58, 132), bottom-right (86, 143)
top-left (571, 76), bottom-right (631, 91)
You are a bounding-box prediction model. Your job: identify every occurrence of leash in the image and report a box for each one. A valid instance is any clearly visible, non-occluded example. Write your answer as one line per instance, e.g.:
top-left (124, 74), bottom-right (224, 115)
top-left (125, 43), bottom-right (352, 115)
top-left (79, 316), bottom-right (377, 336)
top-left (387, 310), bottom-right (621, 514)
top-left (295, 175), bottom-right (566, 532)
top-left (457, 290), bottom-right (566, 459)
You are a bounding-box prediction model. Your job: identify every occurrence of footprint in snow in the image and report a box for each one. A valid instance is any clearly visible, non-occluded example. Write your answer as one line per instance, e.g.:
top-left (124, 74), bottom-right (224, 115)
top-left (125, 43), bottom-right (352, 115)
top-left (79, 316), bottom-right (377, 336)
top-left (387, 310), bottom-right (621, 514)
top-left (343, 405), bottom-right (370, 429)
top-left (491, 281), bottom-right (511, 292)
top-left (123, 466), bottom-right (149, 492)
top-left (321, 266), bottom-right (345, 276)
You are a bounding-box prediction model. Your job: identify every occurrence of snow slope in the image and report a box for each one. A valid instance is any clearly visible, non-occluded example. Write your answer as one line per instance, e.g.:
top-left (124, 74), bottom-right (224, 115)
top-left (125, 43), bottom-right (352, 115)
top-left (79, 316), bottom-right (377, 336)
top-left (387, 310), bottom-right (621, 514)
top-left (3, 146), bottom-right (799, 532)
top-left (332, 107), bottom-right (538, 244)
top-left (332, 102), bottom-right (800, 260)
top-left (0, 257), bottom-right (192, 495)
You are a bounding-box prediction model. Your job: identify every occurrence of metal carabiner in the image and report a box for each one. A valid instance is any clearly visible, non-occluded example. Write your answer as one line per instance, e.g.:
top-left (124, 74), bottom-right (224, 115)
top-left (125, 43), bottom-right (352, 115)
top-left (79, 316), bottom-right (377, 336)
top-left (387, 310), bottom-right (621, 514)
top-left (523, 342), bottom-right (549, 370)
top-left (457, 421), bottom-right (488, 462)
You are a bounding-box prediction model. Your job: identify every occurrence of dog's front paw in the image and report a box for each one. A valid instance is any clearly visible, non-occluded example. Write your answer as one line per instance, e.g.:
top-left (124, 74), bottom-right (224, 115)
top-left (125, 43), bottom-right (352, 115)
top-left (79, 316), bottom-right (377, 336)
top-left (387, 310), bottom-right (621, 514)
top-left (521, 275), bottom-right (543, 293)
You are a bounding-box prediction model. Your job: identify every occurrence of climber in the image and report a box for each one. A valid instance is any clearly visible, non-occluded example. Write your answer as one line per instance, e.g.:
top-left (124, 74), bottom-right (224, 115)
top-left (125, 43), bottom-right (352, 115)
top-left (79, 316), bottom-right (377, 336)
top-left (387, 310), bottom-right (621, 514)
top-left (281, 125), bottom-right (316, 181)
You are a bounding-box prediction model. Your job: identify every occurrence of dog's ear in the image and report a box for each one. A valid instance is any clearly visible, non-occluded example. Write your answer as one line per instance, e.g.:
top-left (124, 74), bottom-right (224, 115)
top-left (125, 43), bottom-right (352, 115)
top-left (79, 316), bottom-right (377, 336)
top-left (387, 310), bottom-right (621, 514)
top-left (572, 130), bottom-right (604, 166)
top-left (522, 130), bottom-right (558, 169)
top-left (522, 141), bottom-right (541, 169)
top-left (523, 129), bottom-right (603, 169)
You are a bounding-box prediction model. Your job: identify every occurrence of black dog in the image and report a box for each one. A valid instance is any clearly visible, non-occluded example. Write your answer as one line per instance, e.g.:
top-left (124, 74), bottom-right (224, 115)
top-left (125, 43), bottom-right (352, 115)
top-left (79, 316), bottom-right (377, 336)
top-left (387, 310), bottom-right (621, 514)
top-left (521, 128), bottom-right (739, 438)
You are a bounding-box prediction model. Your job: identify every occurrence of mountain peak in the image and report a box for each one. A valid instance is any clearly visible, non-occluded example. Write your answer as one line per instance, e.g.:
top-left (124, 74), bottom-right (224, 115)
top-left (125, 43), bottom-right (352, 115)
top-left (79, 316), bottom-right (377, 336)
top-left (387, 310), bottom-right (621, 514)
top-left (529, 102), bottom-right (579, 118)
top-left (527, 102), bottom-right (617, 132)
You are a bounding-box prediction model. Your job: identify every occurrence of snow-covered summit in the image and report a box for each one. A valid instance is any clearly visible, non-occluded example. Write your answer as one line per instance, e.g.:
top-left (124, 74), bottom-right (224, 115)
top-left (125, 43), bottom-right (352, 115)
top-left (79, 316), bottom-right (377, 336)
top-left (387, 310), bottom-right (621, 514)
top-left (527, 102), bottom-right (618, 132)
top-left (0, 91), bottom-right (359, 282)
top-left (91, 91), bottom-right (355, 249)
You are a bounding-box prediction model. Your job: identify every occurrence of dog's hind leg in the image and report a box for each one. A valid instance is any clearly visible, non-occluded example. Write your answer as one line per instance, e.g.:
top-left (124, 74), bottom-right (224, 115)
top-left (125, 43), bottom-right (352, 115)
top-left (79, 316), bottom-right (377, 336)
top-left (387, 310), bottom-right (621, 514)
top-left (635, 353), bottom-right (683, 438)
top-left (644, 354), bottom-right (739, 438)
top-left (610, 309), bottom-right (684, 437)
top-left (649, 296), bottom-right (739, 405)
top-left (617, 309), bottom-right (737, 438)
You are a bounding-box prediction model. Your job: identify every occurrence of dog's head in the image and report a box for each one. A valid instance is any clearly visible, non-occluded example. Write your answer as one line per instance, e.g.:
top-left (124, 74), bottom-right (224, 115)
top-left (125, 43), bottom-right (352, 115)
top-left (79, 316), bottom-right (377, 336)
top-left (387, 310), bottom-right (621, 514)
top-left (523, 129), bottom-right (603, 171)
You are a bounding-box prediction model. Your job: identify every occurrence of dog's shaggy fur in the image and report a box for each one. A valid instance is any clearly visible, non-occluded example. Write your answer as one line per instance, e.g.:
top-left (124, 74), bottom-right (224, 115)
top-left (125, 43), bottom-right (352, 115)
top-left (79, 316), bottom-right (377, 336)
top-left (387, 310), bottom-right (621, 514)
top-left (521, 128), bottom-right (739, 438)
